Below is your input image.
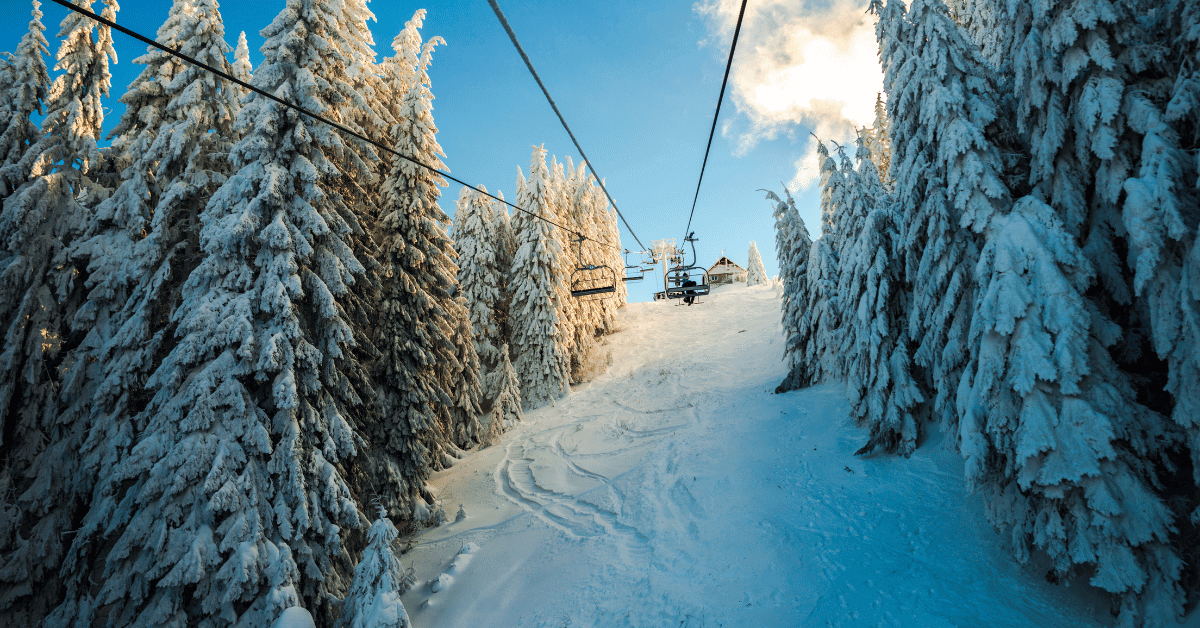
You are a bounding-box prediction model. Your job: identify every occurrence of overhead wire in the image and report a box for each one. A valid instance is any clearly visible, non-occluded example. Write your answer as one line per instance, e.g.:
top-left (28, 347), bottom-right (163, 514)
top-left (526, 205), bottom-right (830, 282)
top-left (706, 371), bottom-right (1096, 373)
top-left (48, 0), bottom-right (616, 250)
top-left (486, 0), bottom-right (649, 253)
top-left (681, 0), bottom-right (749, 243)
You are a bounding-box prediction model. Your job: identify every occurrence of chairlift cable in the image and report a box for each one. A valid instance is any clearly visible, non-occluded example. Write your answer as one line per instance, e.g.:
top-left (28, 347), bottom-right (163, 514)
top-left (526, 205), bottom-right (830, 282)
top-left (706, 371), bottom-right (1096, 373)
top-left (681, 0), bottom-right (748, 243)
top-left (487, 0), bottom-right (648, 253)
top-left (49, 0), bottom-right (615, 251)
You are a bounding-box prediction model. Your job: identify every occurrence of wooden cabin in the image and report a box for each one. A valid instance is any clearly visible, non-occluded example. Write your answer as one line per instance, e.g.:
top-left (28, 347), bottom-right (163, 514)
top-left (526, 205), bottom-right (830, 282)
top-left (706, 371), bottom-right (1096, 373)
top-left (707, 256), bottom-right (746, 285)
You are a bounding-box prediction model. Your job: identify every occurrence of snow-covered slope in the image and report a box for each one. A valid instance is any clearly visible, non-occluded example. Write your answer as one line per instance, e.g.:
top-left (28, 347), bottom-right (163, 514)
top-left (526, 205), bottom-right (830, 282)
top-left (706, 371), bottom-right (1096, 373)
top-left (399, 284), bottom-right (1177, 627)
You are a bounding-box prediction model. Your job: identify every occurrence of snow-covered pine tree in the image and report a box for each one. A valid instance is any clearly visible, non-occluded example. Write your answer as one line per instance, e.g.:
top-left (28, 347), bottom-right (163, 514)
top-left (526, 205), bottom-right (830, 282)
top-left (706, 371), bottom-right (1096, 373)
top-left (51, 1), bottom-right (243, 621)
top-left (489, 190), bottom-right (516, 347)
top-left (370, 26), bottom-right (481, 524)
top-left (447, 297), bottom-right (485, 450)
top-left (509, 146), bottom-right (570, 408)
top-left (60, 1), bottom-right (397, 624)
top-left (802, 141), bottom-right (845, 382)
top-left (766, 187), bottom-right (813, 393)
top-left (335, 0), bottom-right (390, 190)
top-left (546, 156), bottom-right (582, 380)
top-left (568, 160), bottom-right (602, 339)
top-left (232, 30), bottom-right (252, 86)
top-left (745, 241), bottom-right (769, 286)
top-left (335, 506), bottom-right (412, 628)
top-left (944, 0), bottom-right (1011, 70)
top-left (1116, 2), bottom-right (1200, 537)
top-left (486, 343), bottom-right (523, 440)
top-left (0, 1), bottom-right (117, 623)
top-left (378, 10), bottom-right (427, 178)
top-left (0, 0), bottom-right (48, 200)
top-left (452, 185), bottom-right (503, 374)
top-left (864, 93), bottom-right (892, 186)
top-left (874, 0), bottom-right (1008, 436)
top-left (1158, 0), bottom-right (1200, 525)
top-left (837, 139), bottom-right (923, 456)
top-left (560, 158), bottom-right (609, 382)
top-left (959, 197), bottom-right (1185, 626)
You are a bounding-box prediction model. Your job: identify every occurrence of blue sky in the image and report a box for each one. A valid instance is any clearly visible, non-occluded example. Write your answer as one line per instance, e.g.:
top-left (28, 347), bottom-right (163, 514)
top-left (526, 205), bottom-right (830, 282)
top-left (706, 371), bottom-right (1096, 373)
top-left (2, 0), bottom-right (883, 303)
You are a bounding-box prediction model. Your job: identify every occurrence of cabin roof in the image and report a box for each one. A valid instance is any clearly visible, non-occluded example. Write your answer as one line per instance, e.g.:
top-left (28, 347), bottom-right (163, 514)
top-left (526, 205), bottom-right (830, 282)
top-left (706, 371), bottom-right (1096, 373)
top-left (708, 256), bottom-right (746, 274)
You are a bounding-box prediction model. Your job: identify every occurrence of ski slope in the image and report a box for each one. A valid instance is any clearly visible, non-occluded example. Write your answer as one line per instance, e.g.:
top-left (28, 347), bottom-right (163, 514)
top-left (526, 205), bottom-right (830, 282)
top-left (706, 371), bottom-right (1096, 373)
top-left (399, 284), bottom-right (1185, 628)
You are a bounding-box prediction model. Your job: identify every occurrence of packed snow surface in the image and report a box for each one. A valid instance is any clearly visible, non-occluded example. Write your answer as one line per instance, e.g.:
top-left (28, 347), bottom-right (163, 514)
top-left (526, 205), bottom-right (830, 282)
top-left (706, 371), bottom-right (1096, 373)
top-left (401, 284), bottom-right (1186, 627)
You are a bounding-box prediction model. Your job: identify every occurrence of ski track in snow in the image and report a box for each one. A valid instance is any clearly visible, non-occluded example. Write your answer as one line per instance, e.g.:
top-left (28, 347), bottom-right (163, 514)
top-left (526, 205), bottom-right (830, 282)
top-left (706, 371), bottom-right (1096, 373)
top-left (402, 285), bottom-right (1191, 628)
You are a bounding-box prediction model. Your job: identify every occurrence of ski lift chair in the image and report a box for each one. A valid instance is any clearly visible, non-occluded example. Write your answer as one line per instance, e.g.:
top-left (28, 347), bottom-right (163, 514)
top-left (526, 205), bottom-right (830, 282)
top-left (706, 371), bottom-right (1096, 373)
top-left (664, 233), bottom-right (710, 303)
top-left (622, 249), bottom-right (646, 282)
top-left (572, 266), bottom-right (618, 297)
top-left (570, 236), bottom-right (617, 299)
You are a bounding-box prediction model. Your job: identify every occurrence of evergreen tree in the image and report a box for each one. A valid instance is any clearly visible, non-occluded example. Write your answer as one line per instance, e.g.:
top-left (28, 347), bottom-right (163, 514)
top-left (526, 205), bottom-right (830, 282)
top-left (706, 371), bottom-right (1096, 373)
top-left (837, 141), bottom-right (923, 456)
top-left (370, 28), bottom-right (479, 525)
top-left (745, 240), bottom-right (768, 286)
top-left (766, 187), bottom-right (813, 393)
top-left (335, 507), bottom-right (412, 628)
top-left (378, 10), bottom-right (426, 177)
top-left (959, 197), bottom-right (1184, 626)
top-left (489, 191), bottom-right (516, 346)
top-left (485, 343), bottom-right (523, 442)
top-left (62, 1), bottom-right (390, 624)
top-left (509, 146), bottom-right (570, 409)
top-left (0, 0), bottom-right (49, 200)
top-left (864, 93), bottom-right (892, 186)
top-left (452, 186), bottom-right (503, 374)
top-left (547, 157), bottom-right (581, 379)
top-left (803, 141), bottom-right (845, 382)
top-left (230, 31), bottom-right (252, 96)
top-left (875, 0), bottom-right (1008, 437)
top-left (0, 1), bottom-right (117, 623)
top-left (52, 0), bottom-right (243, 621)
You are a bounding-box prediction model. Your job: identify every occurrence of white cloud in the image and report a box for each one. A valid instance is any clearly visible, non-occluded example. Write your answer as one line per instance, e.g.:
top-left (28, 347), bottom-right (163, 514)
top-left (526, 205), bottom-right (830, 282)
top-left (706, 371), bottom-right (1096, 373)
top-left (695, 0), bottom-right (883, 189)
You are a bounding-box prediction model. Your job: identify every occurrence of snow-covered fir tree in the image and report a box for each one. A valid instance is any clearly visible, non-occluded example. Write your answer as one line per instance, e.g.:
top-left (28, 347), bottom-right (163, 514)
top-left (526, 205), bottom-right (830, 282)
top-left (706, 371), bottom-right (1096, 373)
top-left (835, 140), bottom-right (922, 456)
top-left (50, 1), bottom-right (244, 622)
top-left (452, 185), bottom-right (503, 374)
top-left (559, 158), bottom-right (610, 382)
top-left (745, 241), bottom-right (768, 286)
top-left (231, 30), bottom-right (252, 86)
top-left (370, 26), bottom-right (480, 526)
top-left (874, 0), bottom-right (1008, 437)
top-left (863, 93), bottom-right (892, 186)
top-left (958, 197), bottom-right (1185, 625)
top-left (794, 141), bottom-right (844, 386)
top-left (486, 343), bottom-right (523, 441)
top-left (0, 0), bottom-right (48, 200)
top-left (546, 157), bottom-right (582, 380)
top-left (0, 1), bottom-right (117, 623)
top-left (765, 187), bottom-right (812, 393)
top-left (335, 507), bottom-right (412, 628)
top-left (378, 10), bottom-right (427, 177)
top-left (489, 190), bottom-right (516, 345)
top-left (58, 1), bottom-right (399, 624)
top-left (509, 146), bottom-right (570, 409)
